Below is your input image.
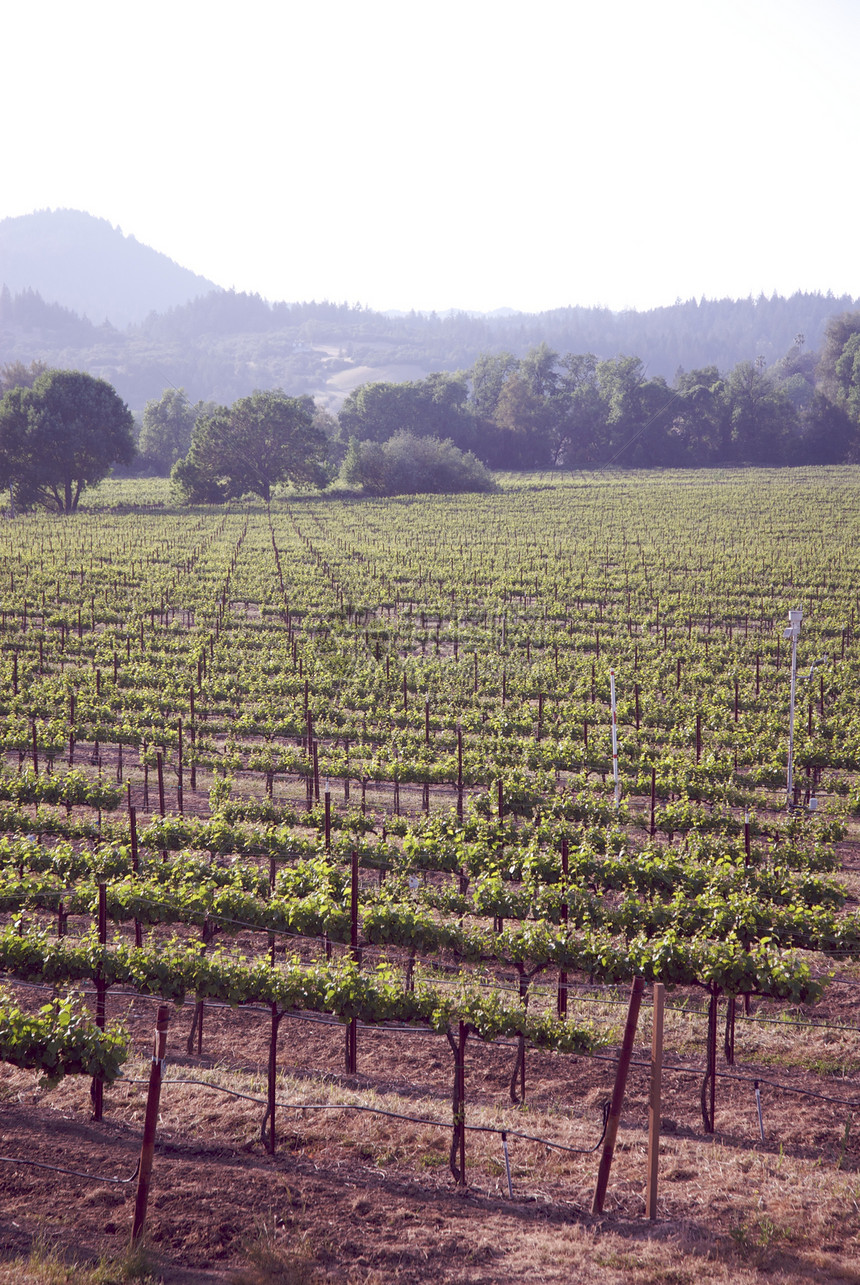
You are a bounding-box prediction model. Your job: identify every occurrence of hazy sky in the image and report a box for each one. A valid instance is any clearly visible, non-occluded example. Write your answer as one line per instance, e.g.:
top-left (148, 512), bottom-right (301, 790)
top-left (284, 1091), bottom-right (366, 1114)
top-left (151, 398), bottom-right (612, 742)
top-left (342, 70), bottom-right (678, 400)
top-left (4, 0), bottom-right (858, 314)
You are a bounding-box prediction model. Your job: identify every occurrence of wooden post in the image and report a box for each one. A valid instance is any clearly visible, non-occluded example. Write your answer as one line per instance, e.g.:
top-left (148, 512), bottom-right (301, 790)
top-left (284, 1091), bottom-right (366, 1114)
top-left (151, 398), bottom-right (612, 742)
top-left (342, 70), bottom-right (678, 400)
top-left (131, 1005), bottom-right (170, 1245)
top-left (592, 975), bottom-right (644, 1215)
top-left (456, 726), bottom-right (464, 821)
top-left (127, 794), bottom-right (142, 947)
top-left (262, 1004), bottom-right (283, 1154)
top-left (177, 719), bottom-right (183, 814)
top-left (324, 789), bottom-right (331, 851)
top-left (701, 985), bottom-right (719, 1133)
top-left (189, 687), bottom-right (197, 791)
top-left (448, 1020), bottom-right (468, 1186)
top-left (646, 983), bottom-right (664, 1220)
top-left (724, 995), bottom-right (736, 1065)
top-left (649, 768), bottom-right (657, 837)
top-left (91, 883), bottom-right (107, 1121)
top-left (346, 848), bottom-right (359, 1074)
top-left (557, 838), bottom-right (569, 1019)
top-left (156, 751), bottom-right (165, 817)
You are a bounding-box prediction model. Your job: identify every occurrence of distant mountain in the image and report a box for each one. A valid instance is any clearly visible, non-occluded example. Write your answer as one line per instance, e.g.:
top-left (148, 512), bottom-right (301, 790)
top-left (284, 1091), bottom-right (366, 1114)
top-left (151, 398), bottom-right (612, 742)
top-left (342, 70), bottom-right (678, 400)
top-left (0, 209), bottom-right (220, 328)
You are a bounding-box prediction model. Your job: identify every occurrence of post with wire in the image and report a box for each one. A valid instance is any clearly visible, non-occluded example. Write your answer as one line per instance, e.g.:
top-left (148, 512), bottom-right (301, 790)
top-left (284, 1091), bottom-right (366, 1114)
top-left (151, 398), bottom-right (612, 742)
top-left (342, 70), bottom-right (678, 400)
top-left (783, 608), bottom-right (802, 806)
top-left (609, 668), bottom-right (620, 808)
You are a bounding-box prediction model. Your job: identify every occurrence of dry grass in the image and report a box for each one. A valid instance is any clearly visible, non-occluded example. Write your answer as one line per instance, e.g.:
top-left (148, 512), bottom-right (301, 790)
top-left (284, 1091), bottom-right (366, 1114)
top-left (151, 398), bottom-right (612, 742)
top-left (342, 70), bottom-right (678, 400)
top-left (0, 1239), bottom-right (156, 1285)
top-left (4, 932), bottom-right (860, 1282)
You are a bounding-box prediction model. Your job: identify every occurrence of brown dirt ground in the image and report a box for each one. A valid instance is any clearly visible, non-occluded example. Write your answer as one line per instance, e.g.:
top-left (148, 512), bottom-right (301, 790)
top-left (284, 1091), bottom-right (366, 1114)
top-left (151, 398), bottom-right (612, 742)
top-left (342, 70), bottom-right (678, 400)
top-left (3, 973), bottom-right (860, 1285)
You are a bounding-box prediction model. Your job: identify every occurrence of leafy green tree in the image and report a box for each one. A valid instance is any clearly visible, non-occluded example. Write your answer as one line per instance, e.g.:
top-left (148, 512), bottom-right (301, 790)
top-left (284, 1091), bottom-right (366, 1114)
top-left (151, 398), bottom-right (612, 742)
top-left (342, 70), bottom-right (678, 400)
top-left (139, 387), bottom-right (209, 475)
top-left (0, 369), bottom-right (135, 512)
top-left (0, 359), bottom-right (49, 394)
top-left (172, 389), bottom-right (328, 503)
top-left (520, 342), bottom-right (560, 400)
top-left (817, 312), bottom-right (860, 410)
top-left (834, 333), bottom-right (860, 426)
top-left (337, 382), bottom-right (409, 443)
top-left (492, 372), bottom-right (555, 467)
top-left (337, 374), bottom-right (472, 449)
top-left (669, 367), bottom-right (731, 463)
top-left (726, 361), bottom-right (797, 463)
top-left (469, 352), bottom-right (520, 422)
top-left (586, 358), bottom-right (676, 467)
top-left (553, 353), bottom-right (605, 466)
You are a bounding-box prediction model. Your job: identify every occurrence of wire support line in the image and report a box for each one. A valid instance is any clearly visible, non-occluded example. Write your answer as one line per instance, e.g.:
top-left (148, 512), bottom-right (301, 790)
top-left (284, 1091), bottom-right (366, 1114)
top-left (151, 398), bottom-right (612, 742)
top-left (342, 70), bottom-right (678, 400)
top-left (123, 1074), bottom-right (611, 1155)
top-left (0, 1155), bottom-right (139, 1184)
top-left (605, 1054), bottom-right (860, 1108)
top-left (19, 901), bottom-right (860, 1004)
top-left (9, 971), bottom-right (860, 1046)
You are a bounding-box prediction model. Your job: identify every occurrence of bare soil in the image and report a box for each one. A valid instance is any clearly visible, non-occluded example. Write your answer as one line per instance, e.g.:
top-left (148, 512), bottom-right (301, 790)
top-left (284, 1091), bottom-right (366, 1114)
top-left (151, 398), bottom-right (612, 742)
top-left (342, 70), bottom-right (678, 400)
top-left (3, 971), bottom-right (860, 1284)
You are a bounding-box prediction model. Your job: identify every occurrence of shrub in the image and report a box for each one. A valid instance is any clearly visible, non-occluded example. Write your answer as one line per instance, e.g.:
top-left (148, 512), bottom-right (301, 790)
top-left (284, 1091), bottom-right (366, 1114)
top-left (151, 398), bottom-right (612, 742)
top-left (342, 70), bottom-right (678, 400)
top-left (342, 431), bottom-right (497, 496)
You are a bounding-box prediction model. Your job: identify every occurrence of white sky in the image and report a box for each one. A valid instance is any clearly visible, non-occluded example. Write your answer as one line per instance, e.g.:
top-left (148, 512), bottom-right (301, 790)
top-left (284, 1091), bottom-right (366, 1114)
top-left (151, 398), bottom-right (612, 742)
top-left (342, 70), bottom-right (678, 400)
top-left (3, 0), bottom-right (858, 314)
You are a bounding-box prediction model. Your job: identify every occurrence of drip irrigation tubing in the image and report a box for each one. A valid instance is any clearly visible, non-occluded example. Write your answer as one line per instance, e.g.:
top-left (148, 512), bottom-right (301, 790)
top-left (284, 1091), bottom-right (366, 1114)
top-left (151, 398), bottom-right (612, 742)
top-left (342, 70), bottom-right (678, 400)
top-left (122, 1074), bottom-right (612, 1155)
top-left (0, 1155), bottom-right (139, 1184)
top-left (599, 1054), bottom-right (860, 1108)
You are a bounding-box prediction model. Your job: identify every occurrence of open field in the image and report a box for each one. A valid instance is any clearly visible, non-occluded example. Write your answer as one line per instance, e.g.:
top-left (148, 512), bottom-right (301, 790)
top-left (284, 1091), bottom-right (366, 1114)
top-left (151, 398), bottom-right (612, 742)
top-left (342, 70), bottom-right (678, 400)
top-left (3, 469), bottom-right (860, 1282)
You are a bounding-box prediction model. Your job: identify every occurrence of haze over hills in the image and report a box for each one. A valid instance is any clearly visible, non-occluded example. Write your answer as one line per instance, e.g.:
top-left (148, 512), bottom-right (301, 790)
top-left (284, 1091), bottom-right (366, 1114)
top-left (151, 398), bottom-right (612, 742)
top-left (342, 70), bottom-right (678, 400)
top-left (0, 209), bottom-right (220, 328)
top-left (0, 208), bottom-right (858, 415)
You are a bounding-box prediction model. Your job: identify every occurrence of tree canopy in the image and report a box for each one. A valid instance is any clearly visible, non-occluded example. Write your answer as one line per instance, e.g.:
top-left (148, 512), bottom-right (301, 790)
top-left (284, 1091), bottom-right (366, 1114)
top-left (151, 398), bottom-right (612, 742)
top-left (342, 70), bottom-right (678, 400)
top-left (0, 358), bottom-right (49, 394)
top-left (138, 387), bottom-right (213, 475)
top-left (172, 389), bottom-right (328, 503)
top-left (0, 369), bottom-right (135, 512)
top-left (334, 330), bottom-right (860, 471)
top-left (337, 374), bottom-right (472, 447)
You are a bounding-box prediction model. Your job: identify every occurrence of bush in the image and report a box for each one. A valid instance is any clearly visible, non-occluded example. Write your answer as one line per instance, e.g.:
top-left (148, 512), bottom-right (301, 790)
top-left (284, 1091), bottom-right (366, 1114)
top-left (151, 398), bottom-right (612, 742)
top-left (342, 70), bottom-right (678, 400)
top-left (342, 431), bottom-right (497, 496)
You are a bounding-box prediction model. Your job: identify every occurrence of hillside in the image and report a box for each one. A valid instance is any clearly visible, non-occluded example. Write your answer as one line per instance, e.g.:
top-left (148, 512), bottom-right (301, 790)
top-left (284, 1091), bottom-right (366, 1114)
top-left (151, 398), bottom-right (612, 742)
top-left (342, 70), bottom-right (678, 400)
top-left (0, 208), bottom-right (219, 328)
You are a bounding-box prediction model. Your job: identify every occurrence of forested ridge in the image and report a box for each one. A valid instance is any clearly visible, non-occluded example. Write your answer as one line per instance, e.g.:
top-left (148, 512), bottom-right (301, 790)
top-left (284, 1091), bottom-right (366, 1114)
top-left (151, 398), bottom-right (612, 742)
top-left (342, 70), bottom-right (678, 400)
top-left (1, 276), bottom-right (857, 420)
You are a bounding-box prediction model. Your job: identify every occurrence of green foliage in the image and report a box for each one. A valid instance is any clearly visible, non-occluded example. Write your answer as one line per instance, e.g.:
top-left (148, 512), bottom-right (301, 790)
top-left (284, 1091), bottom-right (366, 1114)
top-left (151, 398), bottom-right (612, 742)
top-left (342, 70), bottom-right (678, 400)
top-left (2, 470), bottom-right (860, 1063)
top-left (342, 431), bottom-right (497, 496)
top-left (138, 387), bottom-right (210, 475)
top-left (0, 369), bottom-right (135, 511)
top-left (338, 374), bottom-right (471, 446)
top-left (0, 769), bottom-right (122, 812)
top-left (0, 987), bottom-right (128, 1086)
top-left (173, 389), bottom-right (328, 502)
